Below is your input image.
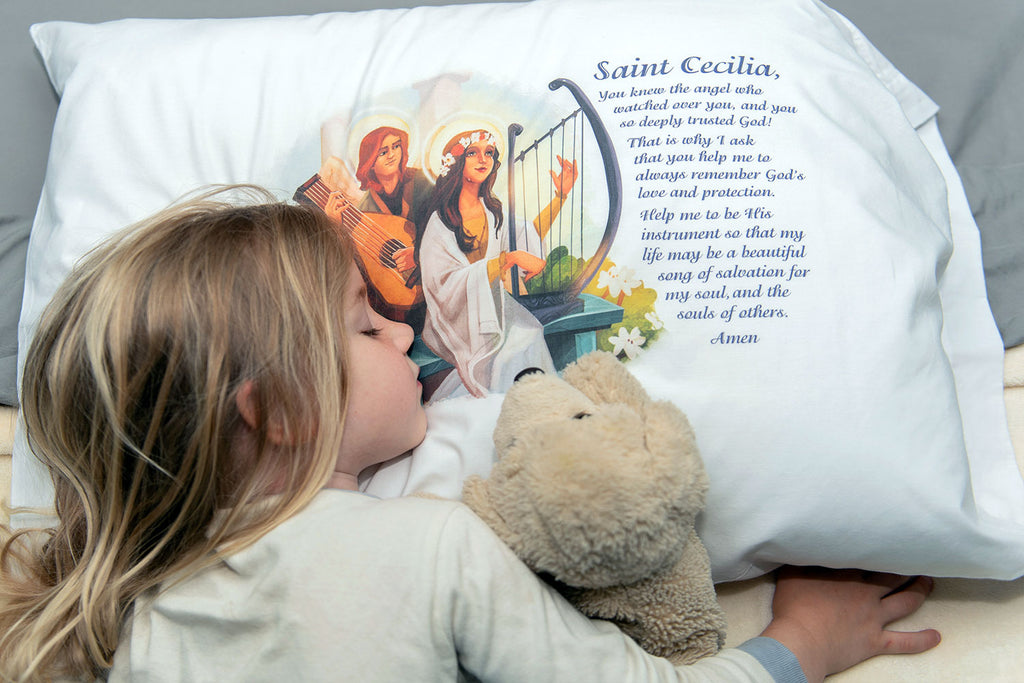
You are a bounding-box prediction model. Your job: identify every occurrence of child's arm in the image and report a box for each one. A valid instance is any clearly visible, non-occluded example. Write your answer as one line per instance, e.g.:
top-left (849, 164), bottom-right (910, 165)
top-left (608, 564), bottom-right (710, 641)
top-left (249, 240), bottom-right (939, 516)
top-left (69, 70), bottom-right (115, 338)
top-left (761, 566), bottom-right (941, 682)
top-left (442, 503), bottom-right (779, 681)
top-left (441, 504), bottom-right (940, 682)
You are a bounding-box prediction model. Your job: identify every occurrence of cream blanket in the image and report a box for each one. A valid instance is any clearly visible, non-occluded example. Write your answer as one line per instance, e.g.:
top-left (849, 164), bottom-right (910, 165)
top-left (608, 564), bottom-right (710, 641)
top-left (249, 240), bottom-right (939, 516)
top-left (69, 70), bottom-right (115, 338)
top-left (2, 345), bottom-right (1022, 679)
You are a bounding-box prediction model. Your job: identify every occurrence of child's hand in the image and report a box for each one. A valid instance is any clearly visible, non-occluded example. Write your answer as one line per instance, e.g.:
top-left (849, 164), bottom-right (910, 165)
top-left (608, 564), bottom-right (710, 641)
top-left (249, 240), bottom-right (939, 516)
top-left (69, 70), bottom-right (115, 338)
top-left (760, 566), bottom-right (941, 682)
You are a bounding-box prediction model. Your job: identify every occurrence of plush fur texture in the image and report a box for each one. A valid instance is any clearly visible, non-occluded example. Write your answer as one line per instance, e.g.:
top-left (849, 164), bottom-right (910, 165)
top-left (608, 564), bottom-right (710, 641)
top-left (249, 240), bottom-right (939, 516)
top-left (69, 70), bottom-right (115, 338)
top-left (462, 351), bottom-right (726, 664)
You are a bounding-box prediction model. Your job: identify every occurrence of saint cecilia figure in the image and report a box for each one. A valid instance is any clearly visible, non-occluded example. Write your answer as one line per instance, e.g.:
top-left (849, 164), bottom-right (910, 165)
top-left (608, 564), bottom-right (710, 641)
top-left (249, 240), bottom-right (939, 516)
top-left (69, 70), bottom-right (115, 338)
top-left (417, 129), bottom-right (578, 398)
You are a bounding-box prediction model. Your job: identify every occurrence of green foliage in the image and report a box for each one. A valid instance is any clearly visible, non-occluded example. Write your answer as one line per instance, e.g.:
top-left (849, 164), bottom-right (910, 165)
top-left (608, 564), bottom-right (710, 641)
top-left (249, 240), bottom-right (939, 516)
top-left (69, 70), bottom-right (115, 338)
top-left (528, 250), bottom-right (665, 361)
top-left (526, 245), bottom-right (584, 295)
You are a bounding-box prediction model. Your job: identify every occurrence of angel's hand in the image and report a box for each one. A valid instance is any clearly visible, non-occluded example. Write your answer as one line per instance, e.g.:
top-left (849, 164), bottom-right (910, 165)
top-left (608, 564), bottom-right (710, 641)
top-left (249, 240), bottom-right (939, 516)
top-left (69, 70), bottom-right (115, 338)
top-left (549, 154), bottom-right (579, 197)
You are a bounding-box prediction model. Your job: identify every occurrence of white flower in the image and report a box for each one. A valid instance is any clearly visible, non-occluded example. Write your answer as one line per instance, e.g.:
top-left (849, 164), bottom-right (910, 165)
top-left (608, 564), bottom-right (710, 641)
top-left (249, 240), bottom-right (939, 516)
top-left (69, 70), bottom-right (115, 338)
top-left (597, 265), bottom-right (641, 299)
top-left (619, 266), bottom-right (641, 296)
top-left (609, 326), bottom-right (646, 360)
top-left (645, 310), bottom-right (664, 330)
top-left (466, 131), bottom-right (495, 146)
top-left (439, 153), bottom-right (456, 177)
top-left (597, 266), bottom-right (622, 297)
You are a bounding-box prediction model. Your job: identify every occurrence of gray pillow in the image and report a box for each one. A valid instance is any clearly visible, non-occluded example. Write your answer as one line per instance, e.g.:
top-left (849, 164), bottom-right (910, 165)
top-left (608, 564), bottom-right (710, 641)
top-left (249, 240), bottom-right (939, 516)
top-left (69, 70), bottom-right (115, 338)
top-left (0, 216), bottom-right (30, 405)
top-left (961, 164), bottom-right (1024, 347)
top-left (827, 0), bottom-right (1024, 347)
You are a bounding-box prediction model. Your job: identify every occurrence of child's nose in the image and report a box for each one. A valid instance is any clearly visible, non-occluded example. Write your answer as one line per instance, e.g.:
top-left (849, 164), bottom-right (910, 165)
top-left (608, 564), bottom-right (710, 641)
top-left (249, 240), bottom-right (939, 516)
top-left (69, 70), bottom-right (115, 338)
top-left (385, 318), bottom-right (414, 353)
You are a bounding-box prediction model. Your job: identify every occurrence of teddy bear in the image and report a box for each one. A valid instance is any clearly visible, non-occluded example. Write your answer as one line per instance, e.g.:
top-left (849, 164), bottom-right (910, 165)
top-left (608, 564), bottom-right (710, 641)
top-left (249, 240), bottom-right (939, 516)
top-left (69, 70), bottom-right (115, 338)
top-left (461, 350), bottom-right (726, 665)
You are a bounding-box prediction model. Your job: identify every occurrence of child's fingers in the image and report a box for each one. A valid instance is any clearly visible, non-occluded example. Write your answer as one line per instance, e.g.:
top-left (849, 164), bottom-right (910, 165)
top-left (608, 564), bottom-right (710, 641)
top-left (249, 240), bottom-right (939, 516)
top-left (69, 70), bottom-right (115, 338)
top-left (880, 575), bottom-right (934, 623)
top-left (878, 627), bottom-right (942, 656)
top-left (859, 570), bottom-right (915, 593)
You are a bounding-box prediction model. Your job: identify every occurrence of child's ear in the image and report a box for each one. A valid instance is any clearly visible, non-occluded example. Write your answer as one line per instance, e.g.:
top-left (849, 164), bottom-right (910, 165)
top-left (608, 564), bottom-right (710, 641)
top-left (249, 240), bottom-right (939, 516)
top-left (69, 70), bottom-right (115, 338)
top-left (235, 380), bottom-right (289, 445)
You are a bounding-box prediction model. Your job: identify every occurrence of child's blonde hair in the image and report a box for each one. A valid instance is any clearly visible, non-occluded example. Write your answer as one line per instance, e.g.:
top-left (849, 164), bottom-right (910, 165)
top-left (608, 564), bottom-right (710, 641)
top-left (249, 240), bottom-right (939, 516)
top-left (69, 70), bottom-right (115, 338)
top-left (1, 189), bottom-right (355, 680)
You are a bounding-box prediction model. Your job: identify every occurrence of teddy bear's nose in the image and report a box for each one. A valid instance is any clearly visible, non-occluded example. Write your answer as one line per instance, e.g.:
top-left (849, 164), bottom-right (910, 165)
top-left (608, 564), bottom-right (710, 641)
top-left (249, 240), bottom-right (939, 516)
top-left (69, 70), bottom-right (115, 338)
top-left (514, 367), bottom-right (545, 382)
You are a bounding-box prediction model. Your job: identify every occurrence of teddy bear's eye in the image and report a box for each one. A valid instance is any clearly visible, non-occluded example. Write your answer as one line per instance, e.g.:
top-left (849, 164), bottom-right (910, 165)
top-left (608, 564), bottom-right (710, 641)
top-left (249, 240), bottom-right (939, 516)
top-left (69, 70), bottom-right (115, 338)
top-left (573, 412), bottom-right (591, 420)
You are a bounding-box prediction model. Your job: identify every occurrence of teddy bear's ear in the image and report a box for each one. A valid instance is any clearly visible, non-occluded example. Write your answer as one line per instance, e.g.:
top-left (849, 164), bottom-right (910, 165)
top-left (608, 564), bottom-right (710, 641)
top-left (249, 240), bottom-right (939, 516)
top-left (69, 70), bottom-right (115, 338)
top-left (462, 475), bottom-right (516, 542)
top-left (562, 351), bottom-right (650, 410)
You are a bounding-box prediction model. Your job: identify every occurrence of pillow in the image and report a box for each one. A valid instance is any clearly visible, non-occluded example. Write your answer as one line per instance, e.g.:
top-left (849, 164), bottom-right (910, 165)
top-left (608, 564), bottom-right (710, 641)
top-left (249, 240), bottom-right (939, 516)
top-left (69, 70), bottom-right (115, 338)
top-left (16, 0), bottom-right (1023, 581)
top-left (823, 0), bottom-right (1024, 348)
top-left (0, 216), bottom-right (30, 406)
top-left (964, 163), bottom-right (1024, 348)
top-left (5, 3), bottom-right (1023, 417)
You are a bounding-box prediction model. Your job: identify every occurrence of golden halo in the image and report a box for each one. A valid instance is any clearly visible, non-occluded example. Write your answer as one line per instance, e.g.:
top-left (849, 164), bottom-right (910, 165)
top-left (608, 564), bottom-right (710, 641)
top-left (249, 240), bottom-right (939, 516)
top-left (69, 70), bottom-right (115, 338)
top-left (422, 114), bottom-right (505, 182)
top-left (345, 111), bottom-right (418, 170)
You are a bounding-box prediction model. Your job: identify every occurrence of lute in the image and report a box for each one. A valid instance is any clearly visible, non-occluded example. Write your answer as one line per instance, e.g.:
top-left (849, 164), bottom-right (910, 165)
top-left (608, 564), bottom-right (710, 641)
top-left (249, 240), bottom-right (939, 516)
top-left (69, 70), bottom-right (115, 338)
top-left (295, 174), bottom-right (423, 310)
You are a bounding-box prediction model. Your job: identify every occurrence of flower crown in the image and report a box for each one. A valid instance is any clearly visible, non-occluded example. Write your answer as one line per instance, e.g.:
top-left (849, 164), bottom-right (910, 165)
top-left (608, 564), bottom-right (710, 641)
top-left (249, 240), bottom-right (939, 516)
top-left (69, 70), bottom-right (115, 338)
top-left (439, 130), bottom-right (498, 177)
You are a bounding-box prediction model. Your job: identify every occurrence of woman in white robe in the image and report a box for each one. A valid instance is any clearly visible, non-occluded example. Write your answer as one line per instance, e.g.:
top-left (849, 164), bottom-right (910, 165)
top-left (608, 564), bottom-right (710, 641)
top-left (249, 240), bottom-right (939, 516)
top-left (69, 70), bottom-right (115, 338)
top-left (418, 129), bottom-right (576, 399)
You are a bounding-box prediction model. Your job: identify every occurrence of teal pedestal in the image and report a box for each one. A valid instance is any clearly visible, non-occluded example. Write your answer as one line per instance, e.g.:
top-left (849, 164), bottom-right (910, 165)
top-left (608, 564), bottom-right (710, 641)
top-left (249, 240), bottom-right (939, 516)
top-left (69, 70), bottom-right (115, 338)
top-left (410, 293), bottom-right (624, 378)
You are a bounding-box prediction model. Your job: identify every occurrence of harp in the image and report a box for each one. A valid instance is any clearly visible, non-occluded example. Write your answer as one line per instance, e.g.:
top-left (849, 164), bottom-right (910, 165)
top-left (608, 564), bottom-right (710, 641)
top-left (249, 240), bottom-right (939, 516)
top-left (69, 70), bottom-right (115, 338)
top-left (506, 78), bottom-right (623, 325)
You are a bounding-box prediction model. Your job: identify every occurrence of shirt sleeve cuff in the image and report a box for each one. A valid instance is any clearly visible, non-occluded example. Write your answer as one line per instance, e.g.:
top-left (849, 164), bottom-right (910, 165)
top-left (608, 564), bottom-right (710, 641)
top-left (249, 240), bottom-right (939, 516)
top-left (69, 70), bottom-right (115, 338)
top-left (736, 637), bottom-right (808, 683)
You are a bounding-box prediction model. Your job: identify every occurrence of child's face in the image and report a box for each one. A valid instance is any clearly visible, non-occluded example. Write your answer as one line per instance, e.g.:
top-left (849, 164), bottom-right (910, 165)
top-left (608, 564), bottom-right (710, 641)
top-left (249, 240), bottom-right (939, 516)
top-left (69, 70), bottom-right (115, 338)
top-left (335, 267), bottom-right (426, 479)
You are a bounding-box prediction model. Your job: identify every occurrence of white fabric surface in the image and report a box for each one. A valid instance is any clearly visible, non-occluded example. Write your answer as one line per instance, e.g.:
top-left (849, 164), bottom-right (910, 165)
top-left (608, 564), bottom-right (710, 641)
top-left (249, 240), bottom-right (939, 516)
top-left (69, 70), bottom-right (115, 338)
top-left (722, 347), bottom-right (1024, 682)
top-left (108, 490), bottom-right (775, 682)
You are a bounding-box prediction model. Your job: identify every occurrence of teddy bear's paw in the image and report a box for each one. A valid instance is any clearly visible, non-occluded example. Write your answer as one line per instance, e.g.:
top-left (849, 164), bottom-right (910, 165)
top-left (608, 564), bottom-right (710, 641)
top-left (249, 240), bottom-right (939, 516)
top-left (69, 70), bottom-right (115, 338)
top-left (562, 351), bottom-right (650, 410)
top-left (665, 628), bottom-right (726, 665)
top-left (462, 476), bottom-right (512, 540)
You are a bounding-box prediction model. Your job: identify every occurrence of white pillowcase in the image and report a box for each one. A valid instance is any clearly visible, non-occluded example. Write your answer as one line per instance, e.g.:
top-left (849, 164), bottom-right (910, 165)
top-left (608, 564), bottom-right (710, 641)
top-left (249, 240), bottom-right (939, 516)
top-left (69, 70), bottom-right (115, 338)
top-left (16, 0), bottom-right (1023, 580)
